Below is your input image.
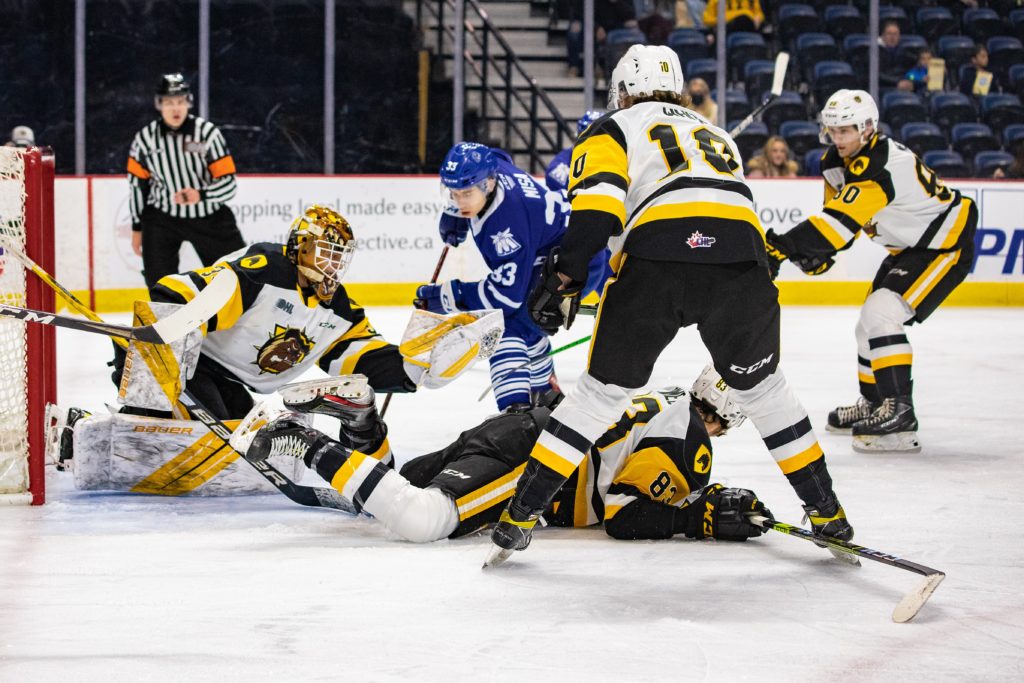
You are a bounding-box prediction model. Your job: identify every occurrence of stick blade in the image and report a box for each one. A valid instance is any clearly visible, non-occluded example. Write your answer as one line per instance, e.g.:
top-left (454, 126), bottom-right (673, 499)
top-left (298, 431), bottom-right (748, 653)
top-left (892, 572), bottom-right (945, 623)
top-left (140, 269), bottom-right (237, 343)
top-left (771, 51), bottom-right (790, 95)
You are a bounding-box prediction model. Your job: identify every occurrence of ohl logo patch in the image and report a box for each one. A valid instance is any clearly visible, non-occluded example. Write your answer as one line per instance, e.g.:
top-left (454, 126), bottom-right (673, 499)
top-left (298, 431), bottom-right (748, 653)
top-left (254, 325), bottom-right (313, 374)
top-left (686, 230), bottom-right (716, 249)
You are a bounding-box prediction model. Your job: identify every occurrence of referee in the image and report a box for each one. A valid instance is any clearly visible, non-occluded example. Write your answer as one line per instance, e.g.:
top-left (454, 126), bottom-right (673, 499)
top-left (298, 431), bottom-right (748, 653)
top-left (127, 73), bottom-right (245, 287)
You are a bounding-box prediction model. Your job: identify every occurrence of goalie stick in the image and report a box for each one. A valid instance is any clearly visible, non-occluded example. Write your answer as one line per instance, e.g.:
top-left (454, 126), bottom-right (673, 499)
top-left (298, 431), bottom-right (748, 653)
top-left (11, 248), bottom-right (357, 513)
top-left (0, 269), bottom-right (235, 344)
top-left (727, 51), bottom-right (789, 138)
top-left (750, 515), bottom-right (945, 623)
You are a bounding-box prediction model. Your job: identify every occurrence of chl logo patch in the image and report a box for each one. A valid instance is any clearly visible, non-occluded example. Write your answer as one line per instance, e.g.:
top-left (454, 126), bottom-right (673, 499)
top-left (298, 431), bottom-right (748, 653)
top-left (686, 230), bottom-right (716, 249)
top-left (254, 325), bottom-right (313, 374)
top-left (491, 228), bottom-right (522, 256)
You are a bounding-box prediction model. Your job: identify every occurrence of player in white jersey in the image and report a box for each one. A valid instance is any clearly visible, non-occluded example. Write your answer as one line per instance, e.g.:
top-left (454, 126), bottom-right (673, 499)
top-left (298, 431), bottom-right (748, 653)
top-left (485, 44), bottom-right (853, 566)
top-left (764, 89), bottom-right (978, 453)
top-left (112, 206), bottom-right (434, 423)
top-left (244, 365), bottom-right (770, 543)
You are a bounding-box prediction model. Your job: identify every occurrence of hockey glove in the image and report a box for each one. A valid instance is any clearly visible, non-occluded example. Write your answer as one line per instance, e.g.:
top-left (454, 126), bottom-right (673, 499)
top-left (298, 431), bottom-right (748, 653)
top-left (528, 248), bottom-right (583, 335)
top-left (764, 229), bottom-right (789, 281)
top-left (765, 229), bottom-right (835, 279)
top-left (438, 213), bottom-right (471, 247)
top-left (413, 281), bottom-right (461, 313)
top-left (684, 483), bottom-right (772, 541)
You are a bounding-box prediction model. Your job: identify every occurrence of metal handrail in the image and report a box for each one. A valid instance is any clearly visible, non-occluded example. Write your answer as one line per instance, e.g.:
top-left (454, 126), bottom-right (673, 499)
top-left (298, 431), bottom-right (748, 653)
top-left (416, 0), bottom-right (574, 173)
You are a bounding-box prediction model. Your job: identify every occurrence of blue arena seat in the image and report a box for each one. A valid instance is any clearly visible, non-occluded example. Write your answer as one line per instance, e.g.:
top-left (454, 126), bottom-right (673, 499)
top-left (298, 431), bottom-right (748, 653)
top-left (987, 36), bottom-right (1024, 84)
top-left (1003, 123), bottom-right (1024, 154)
top-left (951, 122), bottom-right (1000, 161)
top-left (1009, 64), bottom-right (1024, 99)
top-left (686, 58), bottom-right (718, 87)
top-left (726, 32), bottom-right (769, 80)
top-left (981, 93), bottom-right (1024, 138)
top-left (930, 92), bottom-right (978, 130)
top-left (779, 120), bottom-right (821, 158)
top-left (878, 6), bottom-right (911, 35)
top-left (796, 33), bottom-right (839, 82)
top-left (1011, 8), bottom-right (1024, 42)
top-left (916, 6), bottom-right (956, 43)
top-left (843, 34), bottom-right (871, 74)
top-left (824, 5), bottom-right (865, 41)
top-left (973, 150), bottom-right (1015, 177)
top-left (604, 27), bottom-right (646, 80)
top-left (882, 91), bottom-right (927, 132)
top-left (803, 147), bottom-right (827, 176)
top-left (744, 60), bottom-right (776, 103)
top-left (812, 61), bottom-right (858, 106)
top-left (963, 8), bottom-right (1005, 43)
top-left (730, 120), bottom-right (768, 163)
top-left (762, 90), bottom-right (808, 134)
top-left (938, 35), bottom-right (977, 82)
top-left (896, 34), bottom-right (929, 70)
top-left (777, 4), bottom-right (821, 46)
top-left (923, 150), bottom-right (969, 178)
top-left (723, 88), bottom-right (753, 122)
top-left (667, 28), bottom-right (709, 67)
top-left (900, 122), bottom-right (948, 156)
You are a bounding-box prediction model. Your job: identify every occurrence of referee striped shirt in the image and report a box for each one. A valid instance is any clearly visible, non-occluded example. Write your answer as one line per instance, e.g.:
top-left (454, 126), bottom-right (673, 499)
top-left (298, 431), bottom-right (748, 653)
top-left (127, 115), bottom-right (237, 224)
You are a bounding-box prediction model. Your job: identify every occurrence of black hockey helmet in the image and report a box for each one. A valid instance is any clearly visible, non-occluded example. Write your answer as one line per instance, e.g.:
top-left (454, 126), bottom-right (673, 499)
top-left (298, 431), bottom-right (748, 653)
top-left (156, 73), bottom-right (192, 100)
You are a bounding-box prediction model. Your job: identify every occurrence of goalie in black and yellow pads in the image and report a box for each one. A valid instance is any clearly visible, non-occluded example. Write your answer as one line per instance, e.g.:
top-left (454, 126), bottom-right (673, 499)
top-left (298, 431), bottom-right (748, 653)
top-left (765, 89), bottom-right (977, 453)
top-left (242, 366), bottom-right (770, 545)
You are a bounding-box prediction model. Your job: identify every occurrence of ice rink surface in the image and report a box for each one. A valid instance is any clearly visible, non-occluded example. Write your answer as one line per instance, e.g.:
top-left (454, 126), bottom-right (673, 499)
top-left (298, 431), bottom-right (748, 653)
top-left (2, 304), bottom-right (1023, 682)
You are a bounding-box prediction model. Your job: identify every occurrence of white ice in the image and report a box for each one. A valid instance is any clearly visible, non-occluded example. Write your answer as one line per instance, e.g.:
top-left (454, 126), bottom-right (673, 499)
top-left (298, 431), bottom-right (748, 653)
top-left (2, 305), bottom-right (1023, 681)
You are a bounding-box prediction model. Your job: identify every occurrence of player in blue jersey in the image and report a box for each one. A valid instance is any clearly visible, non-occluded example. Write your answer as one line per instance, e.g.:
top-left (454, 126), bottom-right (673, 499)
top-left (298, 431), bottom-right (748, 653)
top-left (415, 142), bottom-right (604, 411)
top-left (544, 110), bottom-right (604, 193)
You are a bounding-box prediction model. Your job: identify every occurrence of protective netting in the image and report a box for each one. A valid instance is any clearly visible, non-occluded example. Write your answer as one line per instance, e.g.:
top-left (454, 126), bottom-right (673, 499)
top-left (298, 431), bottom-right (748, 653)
top-left (0, 147), bottom-right (30, 495)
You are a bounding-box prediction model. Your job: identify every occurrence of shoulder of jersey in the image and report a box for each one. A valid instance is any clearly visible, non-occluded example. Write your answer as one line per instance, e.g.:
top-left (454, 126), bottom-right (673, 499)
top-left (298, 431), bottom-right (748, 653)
top-left (576, 110), bottom-right (628, 150)
top-left (228, 242), bottom-right (296, 287)
top-left (843, 134), bottom-right (891, 183)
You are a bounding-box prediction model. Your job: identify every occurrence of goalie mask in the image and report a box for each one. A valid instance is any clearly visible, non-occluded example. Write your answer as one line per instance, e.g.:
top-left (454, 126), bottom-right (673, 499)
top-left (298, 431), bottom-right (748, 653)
top-left (286, 205), bottom-right (355, 302)
top-left (439, 142), bottom-right (497, 218)
top-left (690, 364), bottom-right (746, 434)
top-left (607, 44), bottom-right (684, 110)
top-left (818, 89), bottom-right (879, 152)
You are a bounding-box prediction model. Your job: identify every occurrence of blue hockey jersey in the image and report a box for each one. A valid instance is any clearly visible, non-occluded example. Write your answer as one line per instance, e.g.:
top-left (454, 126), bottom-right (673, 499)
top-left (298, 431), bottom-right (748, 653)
top-left (544, 148), bottom-right (572, 193)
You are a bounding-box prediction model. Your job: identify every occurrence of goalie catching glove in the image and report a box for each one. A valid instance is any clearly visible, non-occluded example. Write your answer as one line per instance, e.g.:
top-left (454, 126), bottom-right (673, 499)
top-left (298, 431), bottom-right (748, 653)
top-left (528, 248), bottom-right (583, 334)
top-left (764, 229), bottom-right (834, 281)
top-left (681, 484), bottom-right (772, 541)
top-left (399, 309), bottom-right (503, 389)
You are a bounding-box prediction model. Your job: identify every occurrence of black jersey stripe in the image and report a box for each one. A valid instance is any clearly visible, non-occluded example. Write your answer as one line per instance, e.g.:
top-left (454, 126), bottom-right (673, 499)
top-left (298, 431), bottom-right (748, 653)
top-left (822, 207), bottom-right (863, 234)
top-left (546, 417), bottom-right (592, 454)
top-left (352, 461), bottom-right (390, 512)
top-left (572, 171), bottom-right (629, 194)
top-left (868, 334), bottom-right (909, 349)
top-left (627, 176), bottom-right (754, 226)
top-left (763, 416), bottom-right (813, 451)
top-left (915, 194), bottom-right (960, 250)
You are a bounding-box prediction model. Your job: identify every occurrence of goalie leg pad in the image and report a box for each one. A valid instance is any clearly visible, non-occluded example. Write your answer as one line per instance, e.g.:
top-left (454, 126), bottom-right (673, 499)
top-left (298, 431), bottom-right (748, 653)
top-left (118, 301), bottom-right (203, 412)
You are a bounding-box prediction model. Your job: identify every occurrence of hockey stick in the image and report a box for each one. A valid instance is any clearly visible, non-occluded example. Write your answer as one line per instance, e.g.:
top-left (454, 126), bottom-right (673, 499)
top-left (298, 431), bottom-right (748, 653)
top-left (381, 245), bottom-right (451, 418)
top-left (751, 515), bottom-right (945, 623)
top-left (476, 334), bottom-right (592, 402)
top-left (11, 250), bottom-right (356, 513)
top-left (0, 269), bottom-right (235, 344)
top-left (727, 51), bottom-right (790, 138)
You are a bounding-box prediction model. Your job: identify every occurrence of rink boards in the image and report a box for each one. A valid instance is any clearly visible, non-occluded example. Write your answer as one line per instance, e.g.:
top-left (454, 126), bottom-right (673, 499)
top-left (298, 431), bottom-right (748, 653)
top-left (49, 175), bottom-right (1024, 310)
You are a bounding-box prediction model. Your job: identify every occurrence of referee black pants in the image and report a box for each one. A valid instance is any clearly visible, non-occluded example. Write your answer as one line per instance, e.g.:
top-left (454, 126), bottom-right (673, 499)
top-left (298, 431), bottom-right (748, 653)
top-left (140, 205), bottom-right (245, 288)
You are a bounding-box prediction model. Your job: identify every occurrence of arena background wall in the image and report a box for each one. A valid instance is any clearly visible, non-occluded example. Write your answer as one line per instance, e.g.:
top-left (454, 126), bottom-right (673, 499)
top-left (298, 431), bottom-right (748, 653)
top-left (51, 176), bottom-right (1024, 311)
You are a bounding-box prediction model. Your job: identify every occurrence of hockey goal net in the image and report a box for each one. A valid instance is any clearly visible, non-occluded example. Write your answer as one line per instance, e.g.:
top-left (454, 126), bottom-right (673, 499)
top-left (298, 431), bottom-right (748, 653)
top-left (0, 146), bottom-right (56, 505)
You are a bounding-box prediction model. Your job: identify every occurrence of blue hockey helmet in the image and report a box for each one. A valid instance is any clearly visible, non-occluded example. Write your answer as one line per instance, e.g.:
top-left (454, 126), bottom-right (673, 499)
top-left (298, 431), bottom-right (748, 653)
top-left (440, 142), bottom-right (497, 190)
top-left (576, 110), bottom-right (603, 136)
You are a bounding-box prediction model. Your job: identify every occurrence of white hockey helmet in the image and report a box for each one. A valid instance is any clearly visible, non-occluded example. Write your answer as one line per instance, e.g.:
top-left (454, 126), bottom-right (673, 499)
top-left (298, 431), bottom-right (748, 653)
top-left (690, 364), bottom-right (746, 434)
top-left (607, 44), bottom-right (685, 110)
top-left (818, 89), bottom-right (879, 145)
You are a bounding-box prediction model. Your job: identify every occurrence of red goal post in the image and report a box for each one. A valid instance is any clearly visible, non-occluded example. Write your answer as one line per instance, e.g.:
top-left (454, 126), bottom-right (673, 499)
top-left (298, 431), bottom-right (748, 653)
top-left (0, 146), bottom-right (57, 505)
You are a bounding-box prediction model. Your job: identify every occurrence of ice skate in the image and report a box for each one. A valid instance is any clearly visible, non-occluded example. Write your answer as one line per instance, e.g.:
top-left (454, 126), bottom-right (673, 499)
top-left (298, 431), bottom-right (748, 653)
top-left (852, 396), bottom-right (921, 453)
top-left (43, 404), bottom-right (92, 472)
top-left (803, 495), bottom-right (859, 566)
top-left (279, 374), bottom-right (385, 453)
top-left (826, 396), bottom-right (877, 432)
top-left (246, 414), bottom-right (328, 464)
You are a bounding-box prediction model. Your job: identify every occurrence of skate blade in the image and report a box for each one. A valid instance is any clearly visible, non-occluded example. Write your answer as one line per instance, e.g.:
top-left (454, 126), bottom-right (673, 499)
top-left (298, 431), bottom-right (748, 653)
top-left (892, 572), bottom-right (945, 623)
top-left (229, 402), bottom-right (285, 455)
top-left (852, 432), bottom-right (921, 453)
top-left (280, 374), bottom-right (371, 405)
top-left (482, 545), bottom-right (514, 569)
top-left (827, 547), bottom-right (861, 566)
top-left (824, 424), bottom-right (852, 433)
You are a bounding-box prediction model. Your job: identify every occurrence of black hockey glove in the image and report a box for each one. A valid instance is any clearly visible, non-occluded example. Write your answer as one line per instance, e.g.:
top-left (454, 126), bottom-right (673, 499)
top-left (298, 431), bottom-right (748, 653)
top-left (765, 229), bottom-right (835, 279)
top-left (528, 248), bottom-right (584, 335)
top-left (683, 484), bottom-right (772, 541)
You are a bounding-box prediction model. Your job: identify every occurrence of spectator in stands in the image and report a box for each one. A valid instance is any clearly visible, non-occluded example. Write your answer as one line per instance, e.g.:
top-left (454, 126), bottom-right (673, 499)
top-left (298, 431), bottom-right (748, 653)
top-left (992, 147), bottom-right (1024, 179)
top-left (702, 0), bottom-right (763, 35)
top-left (687, 78), bottom-right (718, 122)
top-left (637, 0), bottom-right (675, 44)
top-left (4, 126), bottom-right (34, 148)
top-left (566, 0), bottom-right (638, 78)
top-left (127, 73), bottom-right (245, 288)
top-left (745, 136), bottom-right (799, 178)
top-left (674, 0), bottom-right (707, 29)
top-left (878, 20), bottom-right (913, 91)
top-left (960, 45), bottom-right (999, 97)
top-left (905, 48), bottom-right (934, 92)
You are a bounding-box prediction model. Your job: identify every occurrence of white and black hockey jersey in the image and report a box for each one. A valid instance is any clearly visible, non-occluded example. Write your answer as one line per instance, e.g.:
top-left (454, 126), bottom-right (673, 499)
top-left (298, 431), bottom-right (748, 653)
top-left (556, 100), bottom-right (767, 280)
top-left (782, 134), bottom-right (975, 258)
top-left (151, 243), bottom-right (410, 393)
